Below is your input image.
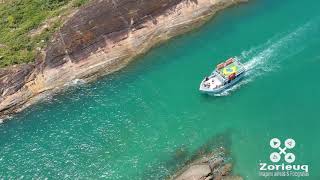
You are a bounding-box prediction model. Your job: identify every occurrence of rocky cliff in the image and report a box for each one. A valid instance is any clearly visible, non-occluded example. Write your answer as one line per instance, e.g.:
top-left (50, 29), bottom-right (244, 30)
top-left (0, 0), bottom-right (247, 121)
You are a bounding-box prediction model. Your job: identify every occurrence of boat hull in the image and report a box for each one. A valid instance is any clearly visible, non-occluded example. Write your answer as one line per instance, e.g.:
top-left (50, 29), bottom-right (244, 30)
top-left (199, 72), bottom-right (245, 95)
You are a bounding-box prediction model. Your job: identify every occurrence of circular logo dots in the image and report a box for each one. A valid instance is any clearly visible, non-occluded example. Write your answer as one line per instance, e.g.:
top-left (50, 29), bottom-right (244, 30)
top-left (270, 138), bottom-right (281, 148)
top-left (285, 153), bottom-right (296, 163)
top-left (285, 138), bottom-right (295, 149)
top-left (270, 152), bottom-right (281, 162)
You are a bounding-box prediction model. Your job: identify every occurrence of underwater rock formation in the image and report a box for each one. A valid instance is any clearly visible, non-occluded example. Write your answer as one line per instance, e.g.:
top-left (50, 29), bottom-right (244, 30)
top-left (170, 148), bottom-right (242, 180)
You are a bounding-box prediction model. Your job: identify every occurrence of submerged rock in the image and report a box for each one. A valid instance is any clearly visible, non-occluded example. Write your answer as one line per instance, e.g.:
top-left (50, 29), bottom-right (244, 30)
top-left (170, 148), bottom-right (242, 180)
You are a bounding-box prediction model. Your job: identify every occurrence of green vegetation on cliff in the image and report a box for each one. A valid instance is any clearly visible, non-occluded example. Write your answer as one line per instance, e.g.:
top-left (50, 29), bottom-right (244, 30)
top-left (0, 0), bottom-right (88, 68)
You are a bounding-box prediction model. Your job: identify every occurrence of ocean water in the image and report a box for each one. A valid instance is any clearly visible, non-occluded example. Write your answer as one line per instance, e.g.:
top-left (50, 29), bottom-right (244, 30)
top-left (0, 0), bottom-right (319, 179)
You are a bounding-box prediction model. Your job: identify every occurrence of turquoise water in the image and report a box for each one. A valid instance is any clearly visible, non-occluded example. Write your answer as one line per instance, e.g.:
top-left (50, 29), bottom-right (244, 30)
top-left (1, 0), bottom-right (320, 179)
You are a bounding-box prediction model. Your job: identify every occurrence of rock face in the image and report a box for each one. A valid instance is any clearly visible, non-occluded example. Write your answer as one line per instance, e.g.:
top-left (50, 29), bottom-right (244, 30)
top-left (0, 0), bottom-right (247, 120)
top-left (170, 148), bottom-right (242, 180)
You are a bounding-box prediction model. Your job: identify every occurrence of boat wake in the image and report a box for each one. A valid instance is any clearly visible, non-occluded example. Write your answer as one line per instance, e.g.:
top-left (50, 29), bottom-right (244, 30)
top-left (214, 18), bottom-right (319, 96)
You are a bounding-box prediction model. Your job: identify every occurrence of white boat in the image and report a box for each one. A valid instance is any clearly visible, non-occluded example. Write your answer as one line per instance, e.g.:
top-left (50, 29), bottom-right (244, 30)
top-left (199, 58), bottom-right (246, 95)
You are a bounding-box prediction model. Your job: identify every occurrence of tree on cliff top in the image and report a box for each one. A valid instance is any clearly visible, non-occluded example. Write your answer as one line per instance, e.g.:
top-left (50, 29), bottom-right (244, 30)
top-left (0, 0), bottom-right (89, 68)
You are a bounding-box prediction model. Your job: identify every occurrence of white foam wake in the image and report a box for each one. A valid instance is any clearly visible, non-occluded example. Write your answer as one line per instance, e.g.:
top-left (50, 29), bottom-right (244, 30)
top-left (215, 19), bottom-right (319, 96)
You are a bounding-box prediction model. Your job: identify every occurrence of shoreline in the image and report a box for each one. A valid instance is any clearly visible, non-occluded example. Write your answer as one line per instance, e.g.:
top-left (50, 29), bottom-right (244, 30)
top-left (0, 0), bottom-right (248, 121)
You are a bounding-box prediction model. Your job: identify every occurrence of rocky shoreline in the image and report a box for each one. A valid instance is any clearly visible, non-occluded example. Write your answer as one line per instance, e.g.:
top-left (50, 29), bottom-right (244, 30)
top-left (170, 147), bottom-right (242, 180)
top-left (0, 0), bottom-right (248, 121)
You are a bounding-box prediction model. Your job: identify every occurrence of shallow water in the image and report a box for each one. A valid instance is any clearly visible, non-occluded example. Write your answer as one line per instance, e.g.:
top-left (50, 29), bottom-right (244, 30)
top-left (1, 0), bottom-right (320, 179)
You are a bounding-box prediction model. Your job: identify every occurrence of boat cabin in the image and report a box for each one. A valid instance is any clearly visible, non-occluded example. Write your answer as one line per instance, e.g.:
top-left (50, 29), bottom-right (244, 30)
top-left (215, 58), bottom-right (245, 81)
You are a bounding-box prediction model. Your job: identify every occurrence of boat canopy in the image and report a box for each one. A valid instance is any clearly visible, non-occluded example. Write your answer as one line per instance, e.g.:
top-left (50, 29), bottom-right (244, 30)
top-left (215, 58), bottom-right (245, 80)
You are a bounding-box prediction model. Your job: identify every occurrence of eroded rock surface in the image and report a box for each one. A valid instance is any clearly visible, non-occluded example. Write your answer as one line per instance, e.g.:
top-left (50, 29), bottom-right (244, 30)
top-left (0, 0), bottom-right (248, 120)
top-left (170, 148), bottom-right (242, 180)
